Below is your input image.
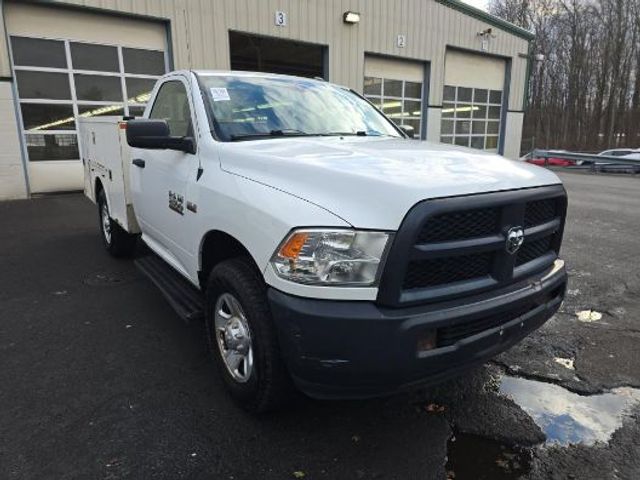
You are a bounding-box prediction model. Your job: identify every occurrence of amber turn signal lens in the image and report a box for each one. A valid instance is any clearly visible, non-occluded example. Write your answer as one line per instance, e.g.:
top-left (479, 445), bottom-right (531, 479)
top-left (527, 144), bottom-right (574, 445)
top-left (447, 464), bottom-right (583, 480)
top-left (416, 330), bottom-right (437, 353)
top-left (279, 232), bottom-right (309, 259)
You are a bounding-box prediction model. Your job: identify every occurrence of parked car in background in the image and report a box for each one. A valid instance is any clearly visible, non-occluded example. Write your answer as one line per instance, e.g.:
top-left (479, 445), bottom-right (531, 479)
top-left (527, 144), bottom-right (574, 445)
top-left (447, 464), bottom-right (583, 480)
top-left (522, 150), bottom-right (576, 167)
top-left (585, 151), bottom-right (640, 173)
top-left (604, 153), bottom-right (640, 173)
top-left (598, 148), bottom-right (640, 157)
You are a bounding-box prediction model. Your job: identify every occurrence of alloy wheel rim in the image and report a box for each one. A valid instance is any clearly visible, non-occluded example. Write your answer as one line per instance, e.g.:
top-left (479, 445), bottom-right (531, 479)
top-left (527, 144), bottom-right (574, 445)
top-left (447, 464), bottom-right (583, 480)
top-left (214, 293), bottom-right (253, 383)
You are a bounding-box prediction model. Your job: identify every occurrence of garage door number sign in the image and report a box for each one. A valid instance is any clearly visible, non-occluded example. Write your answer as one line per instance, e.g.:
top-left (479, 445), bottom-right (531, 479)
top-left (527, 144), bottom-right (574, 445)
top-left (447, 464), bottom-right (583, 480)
top-left (274, 11), bottom-right (287, 27)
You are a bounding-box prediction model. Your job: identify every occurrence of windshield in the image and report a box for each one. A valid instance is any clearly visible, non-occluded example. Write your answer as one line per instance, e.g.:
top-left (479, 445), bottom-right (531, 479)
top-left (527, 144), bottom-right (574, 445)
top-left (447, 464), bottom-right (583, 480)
top-left (198, 74), bottom-right (402, 141)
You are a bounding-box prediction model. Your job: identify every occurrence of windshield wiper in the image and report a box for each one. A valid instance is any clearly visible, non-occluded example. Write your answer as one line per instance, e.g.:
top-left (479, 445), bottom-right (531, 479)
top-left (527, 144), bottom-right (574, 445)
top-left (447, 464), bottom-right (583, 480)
top-left (318, 130), bottom-right (392, 137)
top-left (229, 129), bottom-right (311, 141)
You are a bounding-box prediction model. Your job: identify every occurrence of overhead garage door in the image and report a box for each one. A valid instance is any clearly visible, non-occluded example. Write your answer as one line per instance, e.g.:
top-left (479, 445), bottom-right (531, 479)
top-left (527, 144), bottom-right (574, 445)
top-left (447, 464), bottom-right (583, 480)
top-left (5, 2), bottom-right (168, 194)
top-left (363, 56), bottom-right (425, 139)
top-left (230, 32), bottom-right (326, 79)
top-left (441, 50), bottom-right (506, 152)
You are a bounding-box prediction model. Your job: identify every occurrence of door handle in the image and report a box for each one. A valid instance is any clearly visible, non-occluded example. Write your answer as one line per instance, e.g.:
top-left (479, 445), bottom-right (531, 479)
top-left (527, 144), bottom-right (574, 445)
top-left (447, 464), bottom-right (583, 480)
top-left (132, 158), bottom-right (145, 168)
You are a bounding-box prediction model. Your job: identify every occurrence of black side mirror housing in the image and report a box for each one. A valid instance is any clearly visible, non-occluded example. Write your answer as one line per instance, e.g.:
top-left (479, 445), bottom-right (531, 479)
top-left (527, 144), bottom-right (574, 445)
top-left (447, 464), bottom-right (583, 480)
top-left (399, 124), bottom-right (415, 139)
top-left (126, 119), bottom-right (196, 154)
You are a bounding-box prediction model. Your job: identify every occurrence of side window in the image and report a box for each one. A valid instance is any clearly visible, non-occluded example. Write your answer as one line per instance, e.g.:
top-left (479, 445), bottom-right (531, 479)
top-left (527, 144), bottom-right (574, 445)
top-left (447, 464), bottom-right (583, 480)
top-left (149, 80), bottom-right (193, 137)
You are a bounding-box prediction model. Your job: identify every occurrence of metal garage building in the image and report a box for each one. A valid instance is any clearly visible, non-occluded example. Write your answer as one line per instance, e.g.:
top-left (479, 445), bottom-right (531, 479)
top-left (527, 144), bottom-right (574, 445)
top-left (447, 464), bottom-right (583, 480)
top-left (0, 0), bottom-right (533, 199)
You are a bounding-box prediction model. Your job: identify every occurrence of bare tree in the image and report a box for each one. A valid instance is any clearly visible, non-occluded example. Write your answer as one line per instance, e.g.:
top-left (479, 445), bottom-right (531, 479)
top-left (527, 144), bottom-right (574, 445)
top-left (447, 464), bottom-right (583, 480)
top-left (489, 0), bottom-right (640, 152)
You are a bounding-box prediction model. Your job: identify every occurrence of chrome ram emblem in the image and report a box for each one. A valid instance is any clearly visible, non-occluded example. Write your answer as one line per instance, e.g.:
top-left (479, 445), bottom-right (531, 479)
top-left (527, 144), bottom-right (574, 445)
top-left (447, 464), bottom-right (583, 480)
top-left (506, 226), bottom-right (525, 254)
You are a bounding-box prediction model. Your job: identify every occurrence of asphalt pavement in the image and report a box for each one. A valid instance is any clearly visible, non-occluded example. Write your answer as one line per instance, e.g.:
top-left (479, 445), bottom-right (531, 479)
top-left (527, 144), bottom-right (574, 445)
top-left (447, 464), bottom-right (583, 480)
top-left (1, 170), bottom-right (638, 479)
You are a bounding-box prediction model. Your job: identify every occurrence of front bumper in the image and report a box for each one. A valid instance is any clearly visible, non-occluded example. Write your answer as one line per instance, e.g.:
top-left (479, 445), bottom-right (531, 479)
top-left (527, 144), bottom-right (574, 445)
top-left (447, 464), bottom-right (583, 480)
top-left (268, 259), bottom-right (567, 399)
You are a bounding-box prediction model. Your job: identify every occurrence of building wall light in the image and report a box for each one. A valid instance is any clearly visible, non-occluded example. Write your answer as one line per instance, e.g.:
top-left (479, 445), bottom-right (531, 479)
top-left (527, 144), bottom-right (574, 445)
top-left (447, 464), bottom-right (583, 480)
top-left (343, 11), bottom-right (360, 24)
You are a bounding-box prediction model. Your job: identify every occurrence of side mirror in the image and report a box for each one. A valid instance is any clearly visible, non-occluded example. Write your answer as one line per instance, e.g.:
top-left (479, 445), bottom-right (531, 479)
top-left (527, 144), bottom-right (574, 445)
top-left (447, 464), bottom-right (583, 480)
top-left (399, 124), bottom-right (415, 139)
top-left (126, 119), bottom-right (196, 154)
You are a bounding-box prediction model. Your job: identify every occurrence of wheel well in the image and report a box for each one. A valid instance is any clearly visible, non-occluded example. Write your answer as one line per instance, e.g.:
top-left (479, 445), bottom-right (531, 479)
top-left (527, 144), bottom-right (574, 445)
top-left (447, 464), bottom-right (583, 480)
top-left (94, 177), bottom-right (104, 199)
top-left (199, 231), bottom-right (258, 287)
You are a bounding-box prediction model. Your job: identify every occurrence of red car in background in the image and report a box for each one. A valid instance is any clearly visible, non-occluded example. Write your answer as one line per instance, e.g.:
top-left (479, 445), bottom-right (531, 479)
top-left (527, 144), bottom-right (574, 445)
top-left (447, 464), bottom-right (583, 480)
top-left (523, 150), bottom-right (576, 167)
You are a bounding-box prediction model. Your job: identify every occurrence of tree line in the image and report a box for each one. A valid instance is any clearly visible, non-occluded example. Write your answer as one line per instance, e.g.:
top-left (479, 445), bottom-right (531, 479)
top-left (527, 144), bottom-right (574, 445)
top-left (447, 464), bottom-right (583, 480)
top-left (489, 0), bottom-right (640, 152)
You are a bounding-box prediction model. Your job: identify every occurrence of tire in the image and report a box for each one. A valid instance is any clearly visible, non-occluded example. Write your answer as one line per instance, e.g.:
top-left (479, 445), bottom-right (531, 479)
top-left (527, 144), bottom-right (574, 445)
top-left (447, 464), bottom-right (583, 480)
top-left (205, 257), bottom-right (293, 413)
top-left (97, 189), bottom-right (137, 258)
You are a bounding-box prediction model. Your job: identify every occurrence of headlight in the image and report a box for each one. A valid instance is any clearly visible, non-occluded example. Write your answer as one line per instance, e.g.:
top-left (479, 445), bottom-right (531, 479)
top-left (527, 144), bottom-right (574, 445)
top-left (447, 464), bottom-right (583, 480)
top-left (270, 229), bottom-right (390, 286)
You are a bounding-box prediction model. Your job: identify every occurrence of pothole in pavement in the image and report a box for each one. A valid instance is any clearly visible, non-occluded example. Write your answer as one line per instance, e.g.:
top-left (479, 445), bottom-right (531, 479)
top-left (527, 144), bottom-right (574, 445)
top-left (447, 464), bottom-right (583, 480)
top-left (443, 374), bottom-right (640, 479)
top-left (499, 375), bottom-right (640, 446)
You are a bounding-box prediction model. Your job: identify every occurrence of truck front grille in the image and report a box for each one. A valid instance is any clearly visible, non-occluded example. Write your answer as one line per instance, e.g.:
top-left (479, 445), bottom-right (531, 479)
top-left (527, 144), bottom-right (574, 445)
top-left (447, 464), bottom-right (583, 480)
top-left (377, 185), bottom-right (567, 307)
top-left (415, 207), bottom-right (499, 243)
top-left (515, 236), bottom-right (553, 267)
top-left (403, 253), bottom-right (493, 289)
top-left (524, 198), bottom-right (557, 228)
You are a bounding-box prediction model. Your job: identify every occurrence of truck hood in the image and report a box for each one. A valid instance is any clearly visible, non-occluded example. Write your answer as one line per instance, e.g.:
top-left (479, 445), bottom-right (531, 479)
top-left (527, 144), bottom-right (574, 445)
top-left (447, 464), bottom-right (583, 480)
top-left (218, 137), bottom-right (562, 230)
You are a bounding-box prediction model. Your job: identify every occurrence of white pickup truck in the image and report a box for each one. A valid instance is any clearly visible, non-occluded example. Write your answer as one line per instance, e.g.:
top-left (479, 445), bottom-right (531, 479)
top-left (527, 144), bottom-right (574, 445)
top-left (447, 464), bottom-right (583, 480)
top-left (81, 70), bottom-right (568, 412)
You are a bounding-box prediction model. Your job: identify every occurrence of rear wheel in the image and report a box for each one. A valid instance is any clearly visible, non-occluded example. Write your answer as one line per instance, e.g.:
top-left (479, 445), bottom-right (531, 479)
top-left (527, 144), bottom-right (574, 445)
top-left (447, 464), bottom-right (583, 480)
top-left (205, 257), bottom-right (293, 413)
top-left (97, 189), bottom-right (137, 257)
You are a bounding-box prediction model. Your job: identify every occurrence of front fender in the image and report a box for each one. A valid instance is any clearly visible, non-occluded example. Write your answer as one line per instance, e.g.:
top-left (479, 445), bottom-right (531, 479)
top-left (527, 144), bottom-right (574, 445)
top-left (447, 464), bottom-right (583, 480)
top-left (193, 170), bottom-right (350, 280)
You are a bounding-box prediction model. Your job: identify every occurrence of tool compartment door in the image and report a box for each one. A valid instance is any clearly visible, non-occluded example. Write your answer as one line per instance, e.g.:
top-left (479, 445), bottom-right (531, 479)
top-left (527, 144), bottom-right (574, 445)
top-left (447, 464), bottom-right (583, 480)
top-left (79, 117), bottom-right (137, 232)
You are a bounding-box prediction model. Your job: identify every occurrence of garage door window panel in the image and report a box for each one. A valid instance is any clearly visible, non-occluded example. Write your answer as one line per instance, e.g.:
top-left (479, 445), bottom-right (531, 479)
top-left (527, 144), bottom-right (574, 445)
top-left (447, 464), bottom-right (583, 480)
top-left (25, 133), bottom-right (79, 161)
top-left (471, 137), bottom-right (485, 149)
top-left (364, 75), bottom-right (423, 139)
top-left (455, 120), bottom-right (471, 135)
top-left (74, 74), bottom-right (123, 102)
top-left (455, 136), bottom-right (469, 147)
top-left (457, 87), bottom-right (472, 102)
top-left (486, 136), bottom-right (499, 149)
top-left (10, 35), bottom-right (166, 163)
top-left (474, 89), bottom-right (488, 103)
top-left (440, 85), bottom-right (502, 152)
top-left (402, 118), bottom-right (421, 135)
top-left (20, 104), bottom-right (75, 131)
top-left (441, 120), bottom-right (454, 135)
top-left (70, 43), bottom-right (119, 72)
top-left (442, 103), bottom-right (455, 118)
top-left (405, 82), bottom-right (423, 99)
top-left (472, 121), bottom-right (486, 135)
top-left (126, 78), bottom-right (156, 105)
top-left (123, 48), bottom-right (165, 76)
top-left (488, 106), bottom-right (501, 120)
top-left (383, 79), bottom-right (403, 97)
top-left (443, 86), bottom-right (456, 102)
top-left (11, 37), bottom-right (67, 69)
top-left (15, 71), bottom-right (71, 100)
top-left (473, 105), bottom-right (487, 119)
top-left (364, 77), bottom-right (382, 96)
top-left (456, 105), bottom-right (472, 119)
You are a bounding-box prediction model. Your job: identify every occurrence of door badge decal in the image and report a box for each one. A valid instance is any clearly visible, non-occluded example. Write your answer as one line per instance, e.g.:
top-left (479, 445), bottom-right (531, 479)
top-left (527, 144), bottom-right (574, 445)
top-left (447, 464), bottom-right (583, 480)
top-left (168, 191), bottom-right (184, 215)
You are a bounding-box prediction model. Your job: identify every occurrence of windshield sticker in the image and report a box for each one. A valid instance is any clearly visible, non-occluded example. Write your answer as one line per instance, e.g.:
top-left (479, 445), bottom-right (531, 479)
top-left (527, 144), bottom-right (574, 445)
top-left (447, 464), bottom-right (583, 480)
top-left (210, 87), bottom-right (231, 102)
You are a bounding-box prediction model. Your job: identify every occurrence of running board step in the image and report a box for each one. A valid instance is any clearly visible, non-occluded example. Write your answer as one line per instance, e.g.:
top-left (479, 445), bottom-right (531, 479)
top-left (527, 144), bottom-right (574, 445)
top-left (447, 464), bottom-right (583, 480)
top-left (135, 254), bottom-right (204, 323)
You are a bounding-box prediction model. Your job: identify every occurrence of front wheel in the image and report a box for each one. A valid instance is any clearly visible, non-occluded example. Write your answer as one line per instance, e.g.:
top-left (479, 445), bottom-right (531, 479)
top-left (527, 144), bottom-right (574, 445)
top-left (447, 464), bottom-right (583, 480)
top-left (97, 189), bottom-right (137, 258)
top-left (205, 257), bottom-right (293, 413)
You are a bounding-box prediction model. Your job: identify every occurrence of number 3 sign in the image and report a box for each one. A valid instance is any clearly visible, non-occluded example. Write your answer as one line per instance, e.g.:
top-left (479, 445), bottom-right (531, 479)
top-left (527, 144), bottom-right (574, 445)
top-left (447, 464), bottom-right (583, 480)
top-left (274, 11), bottom-right (287, 26)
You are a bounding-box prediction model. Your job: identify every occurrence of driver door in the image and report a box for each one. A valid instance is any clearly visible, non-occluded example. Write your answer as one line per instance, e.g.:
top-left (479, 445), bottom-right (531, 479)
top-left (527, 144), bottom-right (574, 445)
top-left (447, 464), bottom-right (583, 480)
top-left (130, 77), bottom-right (198, 275)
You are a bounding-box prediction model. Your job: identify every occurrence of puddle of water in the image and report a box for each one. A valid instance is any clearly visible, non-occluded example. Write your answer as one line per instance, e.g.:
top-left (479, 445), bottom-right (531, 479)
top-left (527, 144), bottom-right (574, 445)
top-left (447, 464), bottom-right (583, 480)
top-left (445, 433), bottom-right (530, 480)
top-left (500, 376), bottom-right (640, 446)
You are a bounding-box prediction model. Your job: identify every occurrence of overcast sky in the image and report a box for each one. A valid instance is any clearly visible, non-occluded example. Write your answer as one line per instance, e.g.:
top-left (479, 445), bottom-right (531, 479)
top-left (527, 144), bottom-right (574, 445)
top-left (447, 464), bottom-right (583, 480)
top-left (462, 0), bottom-right (489, 11)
